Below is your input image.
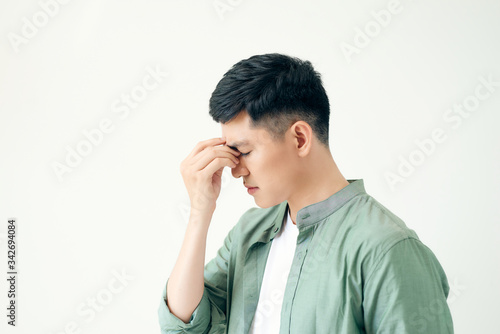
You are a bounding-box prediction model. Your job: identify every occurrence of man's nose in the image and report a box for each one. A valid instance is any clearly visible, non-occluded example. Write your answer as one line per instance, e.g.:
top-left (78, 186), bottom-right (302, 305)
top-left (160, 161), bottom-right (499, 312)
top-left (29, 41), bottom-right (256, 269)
top-left (231, 160), bottom-right (249, 178)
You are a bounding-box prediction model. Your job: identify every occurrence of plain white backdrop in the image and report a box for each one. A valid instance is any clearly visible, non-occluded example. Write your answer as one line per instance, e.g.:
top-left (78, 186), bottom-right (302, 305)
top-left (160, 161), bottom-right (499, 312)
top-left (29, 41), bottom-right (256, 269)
top-left (1, 0), bottom-right (499, 333)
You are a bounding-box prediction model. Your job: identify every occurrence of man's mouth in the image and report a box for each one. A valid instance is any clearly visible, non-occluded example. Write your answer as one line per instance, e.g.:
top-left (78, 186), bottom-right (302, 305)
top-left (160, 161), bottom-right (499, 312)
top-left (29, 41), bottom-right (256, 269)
top-left (245, 184), bottom-right (259, 195)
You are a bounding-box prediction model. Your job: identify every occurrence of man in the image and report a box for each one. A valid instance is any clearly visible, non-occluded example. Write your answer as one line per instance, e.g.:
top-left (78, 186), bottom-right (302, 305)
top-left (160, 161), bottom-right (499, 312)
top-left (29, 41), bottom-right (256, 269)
top-left (158, 53), bottom-right (454, 333)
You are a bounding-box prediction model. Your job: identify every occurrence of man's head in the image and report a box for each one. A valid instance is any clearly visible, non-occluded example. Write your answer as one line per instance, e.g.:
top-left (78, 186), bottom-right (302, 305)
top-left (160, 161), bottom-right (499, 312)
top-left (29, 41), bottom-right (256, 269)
top-left (209, 53), bottom-right (330, 147)
top-left (209, 54), bottom-right (333, 208)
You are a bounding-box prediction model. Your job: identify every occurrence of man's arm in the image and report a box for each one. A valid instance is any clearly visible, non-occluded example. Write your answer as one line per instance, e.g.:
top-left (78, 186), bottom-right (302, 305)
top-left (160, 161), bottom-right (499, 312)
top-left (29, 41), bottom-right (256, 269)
top-left (166, 210), bottom-right (212, 323)
top-left (363, 238), bottom-right (454, 334)
top-left (157, 137), bottom-right (240, 333)
top-left (158, 216), bottom-right (235, 333)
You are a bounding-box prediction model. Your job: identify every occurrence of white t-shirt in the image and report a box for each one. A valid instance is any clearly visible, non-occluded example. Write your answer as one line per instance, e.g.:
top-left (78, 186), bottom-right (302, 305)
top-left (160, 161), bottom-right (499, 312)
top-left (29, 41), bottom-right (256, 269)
top-left (249, 207), bottom-right (299, 333)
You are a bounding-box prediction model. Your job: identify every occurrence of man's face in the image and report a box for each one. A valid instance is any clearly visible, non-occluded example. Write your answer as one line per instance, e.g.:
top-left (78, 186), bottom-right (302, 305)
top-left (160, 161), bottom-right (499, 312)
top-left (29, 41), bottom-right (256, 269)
top-left (221, 111), bottom-right (300, 208)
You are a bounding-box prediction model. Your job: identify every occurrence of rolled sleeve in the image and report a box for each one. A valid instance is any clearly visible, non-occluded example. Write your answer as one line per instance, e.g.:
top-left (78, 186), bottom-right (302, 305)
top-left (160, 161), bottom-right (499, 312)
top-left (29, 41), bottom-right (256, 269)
top-left (158, 277), bottom-right (211, 333)
top-left (157, 223), bottom-right (236, 333)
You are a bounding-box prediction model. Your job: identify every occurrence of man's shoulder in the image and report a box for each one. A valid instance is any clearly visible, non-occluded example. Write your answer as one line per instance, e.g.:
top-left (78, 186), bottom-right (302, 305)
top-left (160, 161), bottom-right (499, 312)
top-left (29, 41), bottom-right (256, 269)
top-left (331, 193), bottom-right (432, 278)
top-left (355, 194), bottom-right (414, 229)
top-left (340, 193), bottom-right (420, 253)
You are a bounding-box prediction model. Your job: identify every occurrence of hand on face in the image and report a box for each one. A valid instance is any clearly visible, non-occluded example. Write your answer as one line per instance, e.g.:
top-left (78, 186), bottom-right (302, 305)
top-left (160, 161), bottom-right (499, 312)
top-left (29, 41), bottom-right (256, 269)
top-left (179, 137), bottom-right (241, 216)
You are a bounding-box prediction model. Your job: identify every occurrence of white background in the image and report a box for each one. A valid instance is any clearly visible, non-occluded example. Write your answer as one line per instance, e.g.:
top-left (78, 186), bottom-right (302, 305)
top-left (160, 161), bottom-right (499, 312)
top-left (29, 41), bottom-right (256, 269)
top-left (1, 0), bottom-right (499, 333)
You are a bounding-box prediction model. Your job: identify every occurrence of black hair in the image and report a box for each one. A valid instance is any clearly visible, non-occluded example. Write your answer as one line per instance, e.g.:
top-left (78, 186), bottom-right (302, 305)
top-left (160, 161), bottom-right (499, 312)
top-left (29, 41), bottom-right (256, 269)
top-left (209, 53), bottom-right (330, 147)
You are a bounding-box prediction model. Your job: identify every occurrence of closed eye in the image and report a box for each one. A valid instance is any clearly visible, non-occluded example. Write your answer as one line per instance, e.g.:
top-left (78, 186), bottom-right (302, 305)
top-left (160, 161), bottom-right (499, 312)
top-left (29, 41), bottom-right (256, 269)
top-left (240, 152), bottom-right (251, 156)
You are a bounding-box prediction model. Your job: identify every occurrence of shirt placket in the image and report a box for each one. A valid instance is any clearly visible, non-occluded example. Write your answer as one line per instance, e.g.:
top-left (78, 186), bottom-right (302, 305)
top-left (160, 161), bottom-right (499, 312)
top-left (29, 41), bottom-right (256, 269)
top-left (279, 226), bottom-right (313, 334)
top-left (242, 223), bottom-right (281, 334)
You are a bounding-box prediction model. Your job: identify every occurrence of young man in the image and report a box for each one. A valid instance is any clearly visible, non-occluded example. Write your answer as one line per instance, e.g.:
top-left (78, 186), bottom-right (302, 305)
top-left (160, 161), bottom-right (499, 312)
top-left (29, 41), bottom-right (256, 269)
top-left (158, 54), bottom-right (454, 333)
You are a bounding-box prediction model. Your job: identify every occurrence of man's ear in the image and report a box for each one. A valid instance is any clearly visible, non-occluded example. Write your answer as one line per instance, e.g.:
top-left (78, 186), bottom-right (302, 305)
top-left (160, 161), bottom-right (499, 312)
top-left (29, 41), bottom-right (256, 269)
top-left (290, 121), bottom-right (313, 157)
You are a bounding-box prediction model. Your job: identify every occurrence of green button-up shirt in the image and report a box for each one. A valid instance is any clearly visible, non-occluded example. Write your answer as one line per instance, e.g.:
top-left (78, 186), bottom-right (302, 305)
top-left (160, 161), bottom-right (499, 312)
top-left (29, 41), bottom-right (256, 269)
top-left (158, 179), bottom-right (453, 333)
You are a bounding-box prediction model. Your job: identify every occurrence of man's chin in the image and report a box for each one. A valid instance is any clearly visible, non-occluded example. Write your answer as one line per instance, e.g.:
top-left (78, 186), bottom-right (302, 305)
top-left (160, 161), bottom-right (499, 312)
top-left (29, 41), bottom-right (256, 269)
top-left (254, 196), bottom-right (283, 209)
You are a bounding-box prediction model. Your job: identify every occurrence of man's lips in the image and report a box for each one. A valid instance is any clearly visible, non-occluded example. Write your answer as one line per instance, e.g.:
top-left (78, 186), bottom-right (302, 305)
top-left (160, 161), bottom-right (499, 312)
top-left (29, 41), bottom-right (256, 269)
top-left (245, 184), bottom-right (259, 195)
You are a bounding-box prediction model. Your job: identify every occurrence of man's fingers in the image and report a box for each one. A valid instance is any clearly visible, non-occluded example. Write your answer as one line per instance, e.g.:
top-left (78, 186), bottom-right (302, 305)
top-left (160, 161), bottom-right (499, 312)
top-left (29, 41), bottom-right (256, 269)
top-left (191, 149), bottom-right (239, 172)
top-left (201, 157), bottom-right (237, 179)
top-left (186, 137), bottom-right (226, 160)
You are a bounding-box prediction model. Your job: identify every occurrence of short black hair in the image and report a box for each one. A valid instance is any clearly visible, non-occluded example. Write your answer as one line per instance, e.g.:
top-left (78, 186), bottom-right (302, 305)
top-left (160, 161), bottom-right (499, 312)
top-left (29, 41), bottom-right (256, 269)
top-left (209, 53), bottom-right (330, 147)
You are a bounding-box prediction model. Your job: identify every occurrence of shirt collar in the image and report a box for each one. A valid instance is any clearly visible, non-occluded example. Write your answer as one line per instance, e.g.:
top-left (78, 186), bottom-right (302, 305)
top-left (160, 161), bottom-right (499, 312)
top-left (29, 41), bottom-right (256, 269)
top-left (295, 179), bottom-right (366, 229)
top-left (258, 179), bottom-right (366, 242)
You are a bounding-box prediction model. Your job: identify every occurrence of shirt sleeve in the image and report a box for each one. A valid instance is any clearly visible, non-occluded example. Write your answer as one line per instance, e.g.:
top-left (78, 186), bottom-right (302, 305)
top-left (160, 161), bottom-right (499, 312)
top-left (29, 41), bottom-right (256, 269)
top-left (362, 238), bottom-right (454, 334)
top-left (157, 224), bottom-right (235, 334)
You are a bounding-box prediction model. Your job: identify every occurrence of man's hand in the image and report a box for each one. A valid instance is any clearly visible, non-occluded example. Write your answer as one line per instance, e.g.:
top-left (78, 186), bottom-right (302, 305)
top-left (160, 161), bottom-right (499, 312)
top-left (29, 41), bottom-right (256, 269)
top-left (180, 137), bottom-right (241, 218)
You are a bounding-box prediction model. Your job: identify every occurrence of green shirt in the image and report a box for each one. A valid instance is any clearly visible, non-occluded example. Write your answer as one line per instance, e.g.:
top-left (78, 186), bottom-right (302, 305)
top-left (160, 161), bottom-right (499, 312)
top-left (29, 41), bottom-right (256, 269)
top-left (158, 179), bottom-right (453, 333)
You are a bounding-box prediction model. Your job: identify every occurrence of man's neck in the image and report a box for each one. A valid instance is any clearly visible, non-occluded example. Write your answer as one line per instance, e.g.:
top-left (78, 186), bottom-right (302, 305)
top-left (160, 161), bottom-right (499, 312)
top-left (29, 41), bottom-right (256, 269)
top-left (287, 155), bottom-right (349, 226)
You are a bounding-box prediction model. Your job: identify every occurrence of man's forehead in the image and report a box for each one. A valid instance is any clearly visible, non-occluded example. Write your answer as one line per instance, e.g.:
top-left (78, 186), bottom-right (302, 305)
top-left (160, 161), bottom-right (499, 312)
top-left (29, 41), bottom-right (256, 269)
top-left (221, 114), bottom-right (268, 148)
top-left (222, 127), bottom-right (271, 150)
top-left (221, 122), bottom-right (252, 149)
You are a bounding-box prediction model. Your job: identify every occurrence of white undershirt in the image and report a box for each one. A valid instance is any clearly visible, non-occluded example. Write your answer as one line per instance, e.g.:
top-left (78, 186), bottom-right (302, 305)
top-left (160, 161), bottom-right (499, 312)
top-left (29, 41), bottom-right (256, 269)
top-left (249, 208), bottom-right (299, 333)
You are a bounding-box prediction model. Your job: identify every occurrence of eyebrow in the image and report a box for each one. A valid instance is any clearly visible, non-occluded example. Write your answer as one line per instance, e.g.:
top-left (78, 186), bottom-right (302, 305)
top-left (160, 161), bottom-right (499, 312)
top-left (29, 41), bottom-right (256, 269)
top-left (226, 140), bottom-right (249, 151)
